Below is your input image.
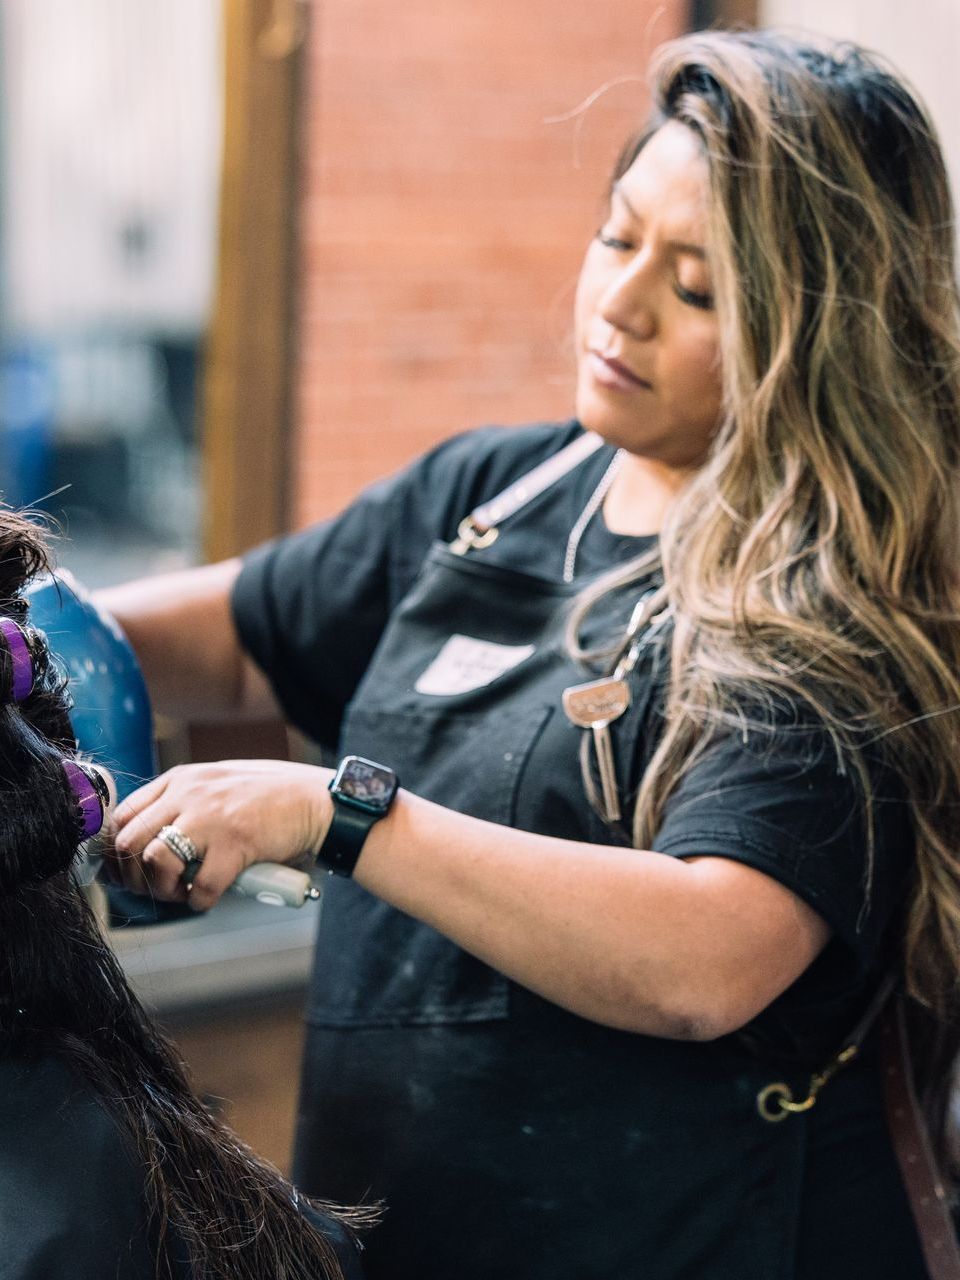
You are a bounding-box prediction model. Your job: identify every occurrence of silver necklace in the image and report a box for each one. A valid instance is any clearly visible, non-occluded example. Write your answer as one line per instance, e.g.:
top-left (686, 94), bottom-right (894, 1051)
top-left (562, 450), bottom-right (625, 583)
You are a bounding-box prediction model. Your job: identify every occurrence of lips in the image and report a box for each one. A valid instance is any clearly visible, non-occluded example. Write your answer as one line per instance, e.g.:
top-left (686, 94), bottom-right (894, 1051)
top-left (587, 350), bottom-right (652, 392)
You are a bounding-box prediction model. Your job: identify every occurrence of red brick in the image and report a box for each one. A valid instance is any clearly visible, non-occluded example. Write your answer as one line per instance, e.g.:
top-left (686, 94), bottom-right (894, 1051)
top-left (292, 0), bottom-right (687, 526)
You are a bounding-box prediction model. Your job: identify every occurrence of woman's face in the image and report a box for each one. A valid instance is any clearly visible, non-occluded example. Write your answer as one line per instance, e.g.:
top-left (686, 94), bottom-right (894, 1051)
top-left (574, 121), bottom-right (723, 467)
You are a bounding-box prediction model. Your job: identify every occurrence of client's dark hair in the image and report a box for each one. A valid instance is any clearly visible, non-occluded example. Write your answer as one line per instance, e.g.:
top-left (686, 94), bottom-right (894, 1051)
top-left (0, 508), bottom-right (371, 1279)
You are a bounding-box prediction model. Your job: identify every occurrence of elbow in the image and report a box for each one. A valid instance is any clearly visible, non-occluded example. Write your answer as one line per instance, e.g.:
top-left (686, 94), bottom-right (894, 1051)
top-left (674, 1009), bottom-right (748, 1043)
top-left (648, 1006), bottom-right (741, 1043)
top-left (613, 971), bottom-right (761, 1042)
top-left (677, 996), bottom-right (772, 1043)
top-left (663, 981), bottom-right (763, 1042)
top-left (609, 1004), bottom-right (728, 1042)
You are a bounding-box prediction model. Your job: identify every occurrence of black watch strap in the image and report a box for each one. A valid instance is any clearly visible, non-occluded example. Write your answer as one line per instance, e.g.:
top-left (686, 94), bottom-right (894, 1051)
top-left (318, 803), bottom-right (380, 877)
top-left (318, 756), bottom-right (399, 877)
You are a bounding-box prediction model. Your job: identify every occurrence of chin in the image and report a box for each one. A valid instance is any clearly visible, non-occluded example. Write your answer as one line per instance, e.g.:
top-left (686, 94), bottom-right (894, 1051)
top-left (576, 399), bottom-right (653, 455)
top-left (576, 395), bottom-right (628, 443)
top-left (577, 395), bottom-right (714, 469)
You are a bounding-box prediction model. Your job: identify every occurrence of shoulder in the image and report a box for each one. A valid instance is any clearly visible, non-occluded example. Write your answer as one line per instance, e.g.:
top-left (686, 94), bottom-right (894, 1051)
top-left (265, 420), bottom-right (582, 553)
top-left (0, 1052), bottom-right (158, 1278)
top-left (406, 419), bottom-right (583, 521)
top-left (234, 419), bottom-right (584, 604)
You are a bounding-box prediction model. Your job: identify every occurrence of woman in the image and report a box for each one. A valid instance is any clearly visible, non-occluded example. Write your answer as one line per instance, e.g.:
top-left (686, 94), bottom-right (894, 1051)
top-left (102, 31), bottom-right (956, 1278)
top-left (0, 510), bottom-right (368, 1277)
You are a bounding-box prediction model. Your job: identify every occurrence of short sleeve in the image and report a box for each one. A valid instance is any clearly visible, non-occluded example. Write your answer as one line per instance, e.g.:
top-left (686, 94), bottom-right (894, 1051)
top-left (651, 721), bottom-right (913, 971)
top-left (231, 422), bottom-right (581, 749)
top-left (231, 470), bottom-right (413, 749)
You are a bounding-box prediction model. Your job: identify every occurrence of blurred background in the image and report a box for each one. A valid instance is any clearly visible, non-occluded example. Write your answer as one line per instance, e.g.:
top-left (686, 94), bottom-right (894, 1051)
top-left (0, 0), bottom-right (957, 1173)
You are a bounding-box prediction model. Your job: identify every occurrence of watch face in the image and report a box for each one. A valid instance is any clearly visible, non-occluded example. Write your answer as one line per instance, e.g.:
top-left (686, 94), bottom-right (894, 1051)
top-left (337, 756), bottom-right (397, 811)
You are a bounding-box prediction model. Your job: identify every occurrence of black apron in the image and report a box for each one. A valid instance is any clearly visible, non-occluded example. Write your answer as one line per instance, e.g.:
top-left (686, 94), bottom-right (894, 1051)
top-left (292, 541), bottom-right (870, 1279)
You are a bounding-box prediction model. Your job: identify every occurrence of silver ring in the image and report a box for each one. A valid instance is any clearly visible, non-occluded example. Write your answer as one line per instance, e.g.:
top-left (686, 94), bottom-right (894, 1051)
top-left (157, 824), bottom-right (204, 868)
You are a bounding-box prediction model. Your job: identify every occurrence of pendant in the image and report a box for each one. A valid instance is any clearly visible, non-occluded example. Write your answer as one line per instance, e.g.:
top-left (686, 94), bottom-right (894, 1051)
top-left (562, 677), bottom-right (631, 822)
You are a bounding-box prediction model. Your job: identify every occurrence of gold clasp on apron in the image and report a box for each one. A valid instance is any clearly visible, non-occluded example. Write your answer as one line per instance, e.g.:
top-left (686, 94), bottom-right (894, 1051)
top-left (449, 518), bottom-right (499, 556)
top-left (756, 1044), bottom-right (859, 1123)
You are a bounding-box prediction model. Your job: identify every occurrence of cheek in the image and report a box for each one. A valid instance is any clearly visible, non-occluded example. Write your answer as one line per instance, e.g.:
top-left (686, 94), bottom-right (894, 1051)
top-left (667, 331), bottom-right (722, 405)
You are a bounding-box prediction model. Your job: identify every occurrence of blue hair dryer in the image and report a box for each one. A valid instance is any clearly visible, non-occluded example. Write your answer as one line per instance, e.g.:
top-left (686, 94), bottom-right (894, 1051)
top-left (25, 571), bottom-right (319, 912)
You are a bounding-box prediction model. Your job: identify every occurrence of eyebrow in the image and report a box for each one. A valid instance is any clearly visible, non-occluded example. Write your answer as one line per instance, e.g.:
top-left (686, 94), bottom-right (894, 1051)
top-left (611, 181), bottom-right (707, 260)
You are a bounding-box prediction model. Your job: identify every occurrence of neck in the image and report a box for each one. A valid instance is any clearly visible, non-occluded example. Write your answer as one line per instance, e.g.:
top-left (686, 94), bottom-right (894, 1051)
top-left (603, 452), bottom-right (696, 536)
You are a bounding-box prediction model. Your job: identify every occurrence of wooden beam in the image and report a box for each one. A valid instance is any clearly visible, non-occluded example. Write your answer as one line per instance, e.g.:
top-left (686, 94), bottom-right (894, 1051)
top-left (201, 0), bottom-right (307, 562)
top-left (191, 0), bottom-right (307, 763)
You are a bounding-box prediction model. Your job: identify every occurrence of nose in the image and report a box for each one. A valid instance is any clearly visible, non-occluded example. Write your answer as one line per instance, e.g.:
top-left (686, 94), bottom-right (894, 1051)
top-left (598, 256), bottom-right (657, 342)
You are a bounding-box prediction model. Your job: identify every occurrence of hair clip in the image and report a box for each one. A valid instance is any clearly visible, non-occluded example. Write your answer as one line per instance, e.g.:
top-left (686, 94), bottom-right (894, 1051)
top-left (62, 760), bottom-right (108, 840)
top-left (0, 617), bottom-right (35, 703)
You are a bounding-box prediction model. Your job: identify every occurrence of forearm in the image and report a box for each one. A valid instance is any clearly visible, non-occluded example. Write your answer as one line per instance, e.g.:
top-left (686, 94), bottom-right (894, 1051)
top-left (113, 762), bottom-right (830, 1039)
top-left (94, 560), bottom-right (277, 722)
top-left (354, 790), bottom-right (830, 1040)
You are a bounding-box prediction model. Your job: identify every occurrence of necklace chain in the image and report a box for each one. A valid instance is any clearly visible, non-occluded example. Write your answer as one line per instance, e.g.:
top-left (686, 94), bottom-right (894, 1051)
top-left (562, 450), bottom-right (625, 583)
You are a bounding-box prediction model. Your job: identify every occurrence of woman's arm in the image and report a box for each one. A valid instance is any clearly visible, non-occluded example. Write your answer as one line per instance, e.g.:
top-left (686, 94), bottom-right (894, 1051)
top-left (112, 761), bottom-right (830, 1042)
top-left (94, 560), bottom-right (280, 723)
top-left (356, 793), bottom-right (830, 1040)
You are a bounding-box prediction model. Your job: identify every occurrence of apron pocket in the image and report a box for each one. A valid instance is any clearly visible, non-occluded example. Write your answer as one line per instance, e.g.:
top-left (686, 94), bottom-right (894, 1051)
top-left (306, 703), bottom-right (552, 1028)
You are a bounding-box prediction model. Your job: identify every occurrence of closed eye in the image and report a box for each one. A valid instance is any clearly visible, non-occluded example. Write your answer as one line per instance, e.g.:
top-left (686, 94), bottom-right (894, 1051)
top-left (595, 230), bottom-right (633, 252)
top-left (675, 283), bottom-right (714, 310)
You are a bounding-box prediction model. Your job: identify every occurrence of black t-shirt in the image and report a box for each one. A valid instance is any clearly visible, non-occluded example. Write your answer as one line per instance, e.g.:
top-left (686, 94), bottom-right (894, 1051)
top-left (234, 421), bottom-right (912, 1021)
top-left (0, 1051), bottom-right (364, 1280)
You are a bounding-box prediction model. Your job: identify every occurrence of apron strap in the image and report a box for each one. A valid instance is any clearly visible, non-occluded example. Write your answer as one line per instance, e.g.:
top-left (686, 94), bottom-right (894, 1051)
top-left (880, 995), bottom-right (960, 1280)
top-left (756, 973), bottom-right (897, 1122)
top-left (449, 431), bottom-right (605, 554)
top-left (759, 975), bottom-right (960, 1274)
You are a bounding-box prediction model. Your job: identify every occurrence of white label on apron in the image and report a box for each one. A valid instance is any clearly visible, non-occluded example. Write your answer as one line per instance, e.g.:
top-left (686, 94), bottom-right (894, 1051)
top-left (415, 634), bottom-right (536, 696)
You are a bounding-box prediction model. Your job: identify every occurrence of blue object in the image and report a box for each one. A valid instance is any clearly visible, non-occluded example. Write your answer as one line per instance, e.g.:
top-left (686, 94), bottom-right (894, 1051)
top-left (22, 571), bottom-right (184, 924)
top-left (25, 570), bottom-right (158, 801)
top-left (23, 571), bottom-right (315, 916)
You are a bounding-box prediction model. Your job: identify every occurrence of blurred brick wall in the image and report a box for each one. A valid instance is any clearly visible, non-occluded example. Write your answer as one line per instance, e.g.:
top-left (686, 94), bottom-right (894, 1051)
top-left (293, 0), bottom-right (688, 524)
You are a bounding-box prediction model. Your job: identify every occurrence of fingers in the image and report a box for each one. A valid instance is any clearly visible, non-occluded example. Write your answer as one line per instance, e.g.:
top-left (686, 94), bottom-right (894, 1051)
top-left (142, 830), bottom-right (198, 903)
top-left (113, 771), bottom-right (171, 827)
top-left (143, 825), bottom-right (242, 911)
top-left (123, 822), bottom-right (235, 911)
top-left (110, 772), bottom-right (220, 908)
top-left (112, 769), bottom-right (259, 910)
top-left (108, 758), bottom-right (331, 910)
top-left (108, 773), bottom-right (175, 895)
top-left (174, 854), bottom-right (235, 913)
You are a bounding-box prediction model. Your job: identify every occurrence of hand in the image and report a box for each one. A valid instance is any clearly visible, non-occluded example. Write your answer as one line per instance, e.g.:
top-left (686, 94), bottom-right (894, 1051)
top-left (109, 759), bottom-right (335, 910)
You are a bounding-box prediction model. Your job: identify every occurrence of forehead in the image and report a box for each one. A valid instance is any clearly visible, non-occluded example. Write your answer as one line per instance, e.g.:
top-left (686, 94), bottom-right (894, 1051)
top-left (614, 121), bottom-right (710, 243)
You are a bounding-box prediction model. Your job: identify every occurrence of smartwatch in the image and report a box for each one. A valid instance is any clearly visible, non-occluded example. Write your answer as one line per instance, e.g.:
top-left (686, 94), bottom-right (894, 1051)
top-left (317, 755), bottom-right (400, 877)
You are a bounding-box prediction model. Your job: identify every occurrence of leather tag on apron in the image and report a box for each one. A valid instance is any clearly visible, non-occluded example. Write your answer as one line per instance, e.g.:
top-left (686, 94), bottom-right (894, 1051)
top-left (415, 634), bottom-right (535, 696)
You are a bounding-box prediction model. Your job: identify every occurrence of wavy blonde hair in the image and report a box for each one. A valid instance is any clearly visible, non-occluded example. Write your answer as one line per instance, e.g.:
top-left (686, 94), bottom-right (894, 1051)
top-left (571, 31), bottom-right (960, 1029)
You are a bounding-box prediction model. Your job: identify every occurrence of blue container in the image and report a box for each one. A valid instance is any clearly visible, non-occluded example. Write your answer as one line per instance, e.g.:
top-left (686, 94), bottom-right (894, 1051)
top-left (24, 570), bottom-right (158, 801)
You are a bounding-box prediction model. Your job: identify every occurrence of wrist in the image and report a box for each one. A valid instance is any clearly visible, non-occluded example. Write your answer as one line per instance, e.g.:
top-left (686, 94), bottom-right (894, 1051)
top-left (315, 755), bottom-right (399, 877)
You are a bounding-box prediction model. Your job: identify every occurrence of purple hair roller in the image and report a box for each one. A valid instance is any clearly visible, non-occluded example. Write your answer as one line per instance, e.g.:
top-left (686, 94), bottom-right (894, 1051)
top-left (62, 760), bottom-right (106, 840)
top-left (0, 617), bottom-right (34, 703)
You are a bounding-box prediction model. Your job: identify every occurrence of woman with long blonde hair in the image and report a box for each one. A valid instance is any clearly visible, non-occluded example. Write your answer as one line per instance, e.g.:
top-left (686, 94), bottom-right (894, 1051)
top-left (99, 29), bottom-right (955, 1278)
